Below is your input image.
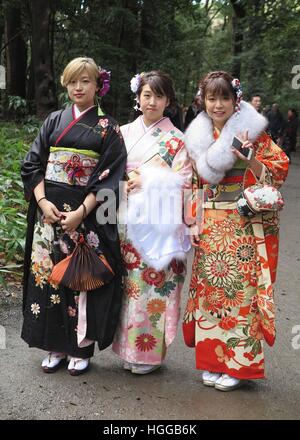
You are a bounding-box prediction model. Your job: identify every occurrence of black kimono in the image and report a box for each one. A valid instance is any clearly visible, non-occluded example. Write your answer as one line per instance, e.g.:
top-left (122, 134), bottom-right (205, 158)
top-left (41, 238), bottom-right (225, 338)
top-left (21, 105), bottom-right (127, 359)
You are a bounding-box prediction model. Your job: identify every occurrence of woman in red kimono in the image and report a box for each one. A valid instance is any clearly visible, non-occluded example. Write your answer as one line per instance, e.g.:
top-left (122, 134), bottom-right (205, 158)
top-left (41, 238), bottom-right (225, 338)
top-left (21, 57), bottom-right (126, 375)
top-left (182, 71), bottom-right (289, 390)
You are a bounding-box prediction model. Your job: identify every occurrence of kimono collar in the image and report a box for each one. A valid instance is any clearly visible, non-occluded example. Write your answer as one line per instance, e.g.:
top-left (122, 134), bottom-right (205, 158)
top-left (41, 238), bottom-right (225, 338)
top-left (184, 100), bottom-right (268, 184)
top-left (141, 115), bottom-right (167, 132)
top-left (73, 104), bottom-right (95, 120)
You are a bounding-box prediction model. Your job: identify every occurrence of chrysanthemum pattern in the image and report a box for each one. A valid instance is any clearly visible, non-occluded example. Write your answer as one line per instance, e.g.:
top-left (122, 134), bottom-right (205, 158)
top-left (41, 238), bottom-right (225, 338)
top-left (183, 132), bottom-right (289, 379)
top-left (209, 218), bottom-right (236, 250)
top-left (126, 279), bottom-right (141, 299)
top-left (201, 251), bottom-right (242, 289)
top-left (183, 289), bottom-right (198, 323)
top-left (121, 242), bottom-right (141, 270)
top-left (113, 145), bottom-right (186, 365)
top-left (228, 236), bottom-right (256, 273)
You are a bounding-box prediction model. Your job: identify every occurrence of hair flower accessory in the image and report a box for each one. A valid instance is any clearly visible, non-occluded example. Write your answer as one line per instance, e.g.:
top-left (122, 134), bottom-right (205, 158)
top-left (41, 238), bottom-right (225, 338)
top-left (231, 78), bottom-right (243, 112)
top-left (130, 72), bottom-right (144, 94)
top-left (98, 67), bottom-right (111, 97)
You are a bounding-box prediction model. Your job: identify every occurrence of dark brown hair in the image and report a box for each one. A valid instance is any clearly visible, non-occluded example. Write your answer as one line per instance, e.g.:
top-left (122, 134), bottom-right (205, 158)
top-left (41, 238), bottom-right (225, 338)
top-left (137, 71), bottom-right (176, 111)
top-left (198, 71), bottom-right (237, 110)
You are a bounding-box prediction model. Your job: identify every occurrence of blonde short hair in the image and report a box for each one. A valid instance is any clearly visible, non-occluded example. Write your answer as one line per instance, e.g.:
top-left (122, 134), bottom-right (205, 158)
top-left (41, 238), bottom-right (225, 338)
top-left (60, 57), bottom-right (99, 87)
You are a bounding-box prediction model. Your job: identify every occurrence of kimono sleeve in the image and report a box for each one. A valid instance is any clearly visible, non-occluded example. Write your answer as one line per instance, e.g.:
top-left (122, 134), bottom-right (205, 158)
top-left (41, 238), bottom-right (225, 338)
top-left (171, 143), bottom-right (194, 226)
top-left (185, 168), bottom-right (203, 227)
top-left (21, 112), bottom-right (59, 201)
top-left (86, 122), bottom-right (127, 207)
top-left (254, 132), bottom-right (289, 188)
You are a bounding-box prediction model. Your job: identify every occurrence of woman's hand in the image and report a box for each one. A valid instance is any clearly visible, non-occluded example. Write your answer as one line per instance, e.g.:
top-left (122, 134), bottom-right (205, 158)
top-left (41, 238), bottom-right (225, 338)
top-left (190, 223), bottom-right (201, 247)
top-left (231, 130), bottom-right (254, 163)
top-left (60, 206), bottom-right (84, 232)
top-left (39, 199), bottom-right (62, 224)
top-left (127, 170), bottom-right (142, 194)
top-left (232, 130), bottom-right (264, 178)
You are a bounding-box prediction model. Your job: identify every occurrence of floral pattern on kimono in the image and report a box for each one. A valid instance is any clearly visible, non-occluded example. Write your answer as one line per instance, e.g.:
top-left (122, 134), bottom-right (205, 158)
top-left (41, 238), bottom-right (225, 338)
top-left (113, 117), bottom-right (192, 365)
top-left (182, 132), bottom-right (289, 379)
top-left (21, 105), bottom-right (127, 358)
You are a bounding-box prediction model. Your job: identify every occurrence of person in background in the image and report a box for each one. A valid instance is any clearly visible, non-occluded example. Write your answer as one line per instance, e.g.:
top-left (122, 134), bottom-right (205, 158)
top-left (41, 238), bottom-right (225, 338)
top-left (250, 94), bottom-right (262, 113)
top-left (278, 108), bottom-right (299, 160)
top-left (262, 104), bottom-right (271, 118)
top-left (165, 98), bottom-right (184, 132)
top-left (285, 108), bottom-right (298, 152)
top-left (267, 103), bottom-right (285, 143)
top-left (285, 108), bottom-right (299, 151)
top-left (184, 92), bottom-right (202, 130)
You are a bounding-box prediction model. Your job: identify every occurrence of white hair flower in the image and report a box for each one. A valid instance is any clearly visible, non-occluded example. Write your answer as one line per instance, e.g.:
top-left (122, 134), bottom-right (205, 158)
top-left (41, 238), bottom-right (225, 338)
top-left (130, 73), bottom-right (144, 93)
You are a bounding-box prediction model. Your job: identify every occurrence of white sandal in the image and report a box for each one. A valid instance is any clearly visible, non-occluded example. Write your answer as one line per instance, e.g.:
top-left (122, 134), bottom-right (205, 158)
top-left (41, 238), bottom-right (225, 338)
top-left (41, 352), bottom-right (67, 373)
top-left (131, 364), bottom-right (161, 375)
top-left (215, 374), bottom-right (244, 391)
top-left (68, 357), bottom-right (90, 376)
top-left (202, 370), bottom-right (222, 386)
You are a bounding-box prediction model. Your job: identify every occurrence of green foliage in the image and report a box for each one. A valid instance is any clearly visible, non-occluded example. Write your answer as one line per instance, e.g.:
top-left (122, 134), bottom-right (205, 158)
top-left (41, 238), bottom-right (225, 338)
top-left (2, 0), bottom-right (300, 120)
top-left (58, 91), bottom-right (71, 109)
top-left (8, 95), bottom-right (28, 119)
top-left (237, 0), bottom-right (300, 111)
top-left (0, 122), bottom-right (34, 282)
top-left (23, 116), bottom-right (42, 136)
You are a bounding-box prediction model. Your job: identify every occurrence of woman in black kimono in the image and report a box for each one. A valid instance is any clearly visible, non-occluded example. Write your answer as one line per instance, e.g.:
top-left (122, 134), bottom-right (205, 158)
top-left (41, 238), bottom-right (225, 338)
top-left (21, 57), bottom-right (127, 375)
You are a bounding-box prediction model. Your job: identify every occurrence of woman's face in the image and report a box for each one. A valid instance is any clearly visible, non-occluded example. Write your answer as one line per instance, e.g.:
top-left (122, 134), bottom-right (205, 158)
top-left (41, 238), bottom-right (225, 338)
top-left (139, 84), bottom-right (169, 126)
top-left (205, 93), bottom-right (235, 129)
top-left (67, 69), bottom-right (98, 111)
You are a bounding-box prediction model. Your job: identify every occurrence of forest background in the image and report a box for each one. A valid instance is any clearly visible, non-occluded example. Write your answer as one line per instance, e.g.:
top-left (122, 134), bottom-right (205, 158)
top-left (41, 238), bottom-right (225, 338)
top-left (0, 0), bottom-right (300, 282)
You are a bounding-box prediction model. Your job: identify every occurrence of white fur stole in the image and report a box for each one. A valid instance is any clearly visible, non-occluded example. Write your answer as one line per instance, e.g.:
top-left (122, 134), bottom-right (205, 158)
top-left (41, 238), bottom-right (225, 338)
top-left (184, 100), bottom-right (268, 184)
top-left (127, 166), bottom-right (190, 270)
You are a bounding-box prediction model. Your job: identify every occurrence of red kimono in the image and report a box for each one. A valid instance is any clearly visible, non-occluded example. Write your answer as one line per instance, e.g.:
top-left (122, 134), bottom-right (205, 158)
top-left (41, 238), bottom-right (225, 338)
top-left (183, 102), bottom-right (289, 379)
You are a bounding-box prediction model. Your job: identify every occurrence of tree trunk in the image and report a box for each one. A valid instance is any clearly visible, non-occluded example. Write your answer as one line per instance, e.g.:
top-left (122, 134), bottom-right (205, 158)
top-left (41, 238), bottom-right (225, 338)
top-left (0, 0), bottom-right (4, 60)
top-left (113, 0), bottom-right (139, 121)
top-left (30, 0), bottom-right (57, 118)
top-left (27, 57), bottom-right (35, 111)
top-left (4, 4), bottom-right (27, 98)
top-left (230, 0), bottom-right (246, 78)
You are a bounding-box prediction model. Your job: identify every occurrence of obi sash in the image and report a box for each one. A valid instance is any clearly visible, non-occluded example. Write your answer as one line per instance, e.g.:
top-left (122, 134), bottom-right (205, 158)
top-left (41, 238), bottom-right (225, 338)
top-left (45, 147), bottom-right (99, 186)
top-left (202, 159), bottom-right (246, 203)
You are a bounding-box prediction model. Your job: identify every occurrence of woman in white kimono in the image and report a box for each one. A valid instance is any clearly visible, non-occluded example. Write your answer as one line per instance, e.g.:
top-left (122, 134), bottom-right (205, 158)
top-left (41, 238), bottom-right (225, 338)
top-left (112, 71), bottom-right (193, 374)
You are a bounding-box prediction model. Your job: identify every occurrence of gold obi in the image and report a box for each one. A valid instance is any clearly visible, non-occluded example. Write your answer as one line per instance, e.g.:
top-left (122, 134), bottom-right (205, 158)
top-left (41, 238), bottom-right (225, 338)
top-left (203, 159), bottom-right (246, 203)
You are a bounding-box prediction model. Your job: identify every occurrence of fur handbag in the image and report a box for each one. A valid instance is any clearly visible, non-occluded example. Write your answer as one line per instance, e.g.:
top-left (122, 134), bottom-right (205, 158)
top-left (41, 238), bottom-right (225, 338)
top-left (237, 165), bottom-right (284, 217)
